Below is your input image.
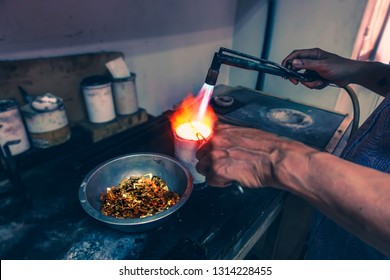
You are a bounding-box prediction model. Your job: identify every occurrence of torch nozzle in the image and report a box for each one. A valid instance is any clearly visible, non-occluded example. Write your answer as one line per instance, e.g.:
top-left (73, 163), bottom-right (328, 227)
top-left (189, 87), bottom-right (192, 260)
top-left (205, 68), bottom-right (219, 86)
top-left (204, 51), bottom-right (223, 86)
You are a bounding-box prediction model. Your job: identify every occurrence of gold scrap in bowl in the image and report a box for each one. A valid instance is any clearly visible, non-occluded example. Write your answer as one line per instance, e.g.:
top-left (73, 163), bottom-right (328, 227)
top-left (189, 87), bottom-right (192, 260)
top-left (79, 153), bottom-right (193, 232)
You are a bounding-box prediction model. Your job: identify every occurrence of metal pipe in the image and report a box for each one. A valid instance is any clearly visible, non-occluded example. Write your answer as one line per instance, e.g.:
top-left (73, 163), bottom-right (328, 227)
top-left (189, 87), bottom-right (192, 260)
top-left (256, 0), bottom-right (277, 91)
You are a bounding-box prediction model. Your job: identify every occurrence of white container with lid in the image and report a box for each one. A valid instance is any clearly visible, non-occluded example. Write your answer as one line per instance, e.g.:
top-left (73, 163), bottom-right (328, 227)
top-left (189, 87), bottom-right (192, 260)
top-left (81, 75), bottom-right (116, 123)
top-left (20, 93), bottom-right (71, 149)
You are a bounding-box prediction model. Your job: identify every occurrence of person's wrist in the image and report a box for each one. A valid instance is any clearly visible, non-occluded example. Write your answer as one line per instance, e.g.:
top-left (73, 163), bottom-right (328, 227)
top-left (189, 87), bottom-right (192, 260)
top-left (350, 60), bottom-right (388, 85)
top-left (333, 58), bottom-right (361, 87)
top-left (269, 140), bottom-right (313, 190)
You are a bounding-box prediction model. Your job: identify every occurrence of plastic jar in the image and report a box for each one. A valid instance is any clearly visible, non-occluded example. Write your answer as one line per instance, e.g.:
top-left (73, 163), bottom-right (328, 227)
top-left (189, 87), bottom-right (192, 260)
top-left (112, 73), bottom-right (139, 115)
top-left (81, 75), bottom-right (116, 123)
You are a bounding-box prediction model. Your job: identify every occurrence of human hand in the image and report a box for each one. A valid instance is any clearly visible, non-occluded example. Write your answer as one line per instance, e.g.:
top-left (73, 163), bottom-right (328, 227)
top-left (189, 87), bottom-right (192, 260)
top-left (195, 123), bottom-right (313, 188)
top-left (282, 48), bottom-right (357, 89)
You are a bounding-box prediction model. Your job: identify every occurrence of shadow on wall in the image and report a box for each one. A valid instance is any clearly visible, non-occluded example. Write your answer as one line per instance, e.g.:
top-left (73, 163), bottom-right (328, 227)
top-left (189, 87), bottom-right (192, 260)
top-left (0, 0), bottom-right (237, 56)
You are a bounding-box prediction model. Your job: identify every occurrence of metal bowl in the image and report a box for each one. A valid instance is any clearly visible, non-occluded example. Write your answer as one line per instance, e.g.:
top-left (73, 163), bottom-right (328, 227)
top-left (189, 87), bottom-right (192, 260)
top-left (79, 153), bottom-right (193, 232)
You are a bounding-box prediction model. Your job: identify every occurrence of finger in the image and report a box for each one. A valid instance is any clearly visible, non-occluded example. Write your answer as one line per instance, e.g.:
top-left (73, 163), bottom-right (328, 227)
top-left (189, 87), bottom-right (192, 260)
top-left (195, 156), bottom-right (232, 187)
top-left (205, 176), bottom-right (232, 188)
top-left (300, 80), bottom-right (328, 89)
top-left (290, 58), bottom-right (318, 71)
top-left (282, 48), bottom-right (322, 66)
top-left (289, 78), bottom-right (299, 85)
top-left (195, 152), bottom-right (210, 175)
top-left (196, 140), bottom-right (211, 160)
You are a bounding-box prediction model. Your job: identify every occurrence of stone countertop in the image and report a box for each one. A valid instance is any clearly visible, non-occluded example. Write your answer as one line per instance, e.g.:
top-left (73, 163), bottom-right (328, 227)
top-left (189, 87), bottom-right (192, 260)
top-left (0, 113), bottom-right (285, 260)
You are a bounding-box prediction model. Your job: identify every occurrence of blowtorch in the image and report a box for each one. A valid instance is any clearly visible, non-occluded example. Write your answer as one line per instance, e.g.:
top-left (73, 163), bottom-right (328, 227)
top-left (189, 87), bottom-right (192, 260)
top-left (204, 47), bottom-right (322, 86)
top-left (203, 47), bottom-right (360, 138)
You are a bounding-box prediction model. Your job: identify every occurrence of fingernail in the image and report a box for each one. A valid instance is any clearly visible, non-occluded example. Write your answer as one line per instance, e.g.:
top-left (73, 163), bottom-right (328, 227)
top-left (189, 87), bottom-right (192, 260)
top-left (292, 59), bottom-right (303, 67)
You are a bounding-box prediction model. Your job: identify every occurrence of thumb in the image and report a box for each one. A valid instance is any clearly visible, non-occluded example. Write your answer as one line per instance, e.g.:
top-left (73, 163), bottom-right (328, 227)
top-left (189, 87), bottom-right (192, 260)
top-left (292, 58), bottom-right (321, 71)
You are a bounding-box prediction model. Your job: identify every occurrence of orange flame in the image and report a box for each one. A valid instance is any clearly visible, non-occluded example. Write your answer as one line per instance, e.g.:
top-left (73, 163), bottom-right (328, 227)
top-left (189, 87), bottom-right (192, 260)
top-left (170, 91), bottom-right (217, 141)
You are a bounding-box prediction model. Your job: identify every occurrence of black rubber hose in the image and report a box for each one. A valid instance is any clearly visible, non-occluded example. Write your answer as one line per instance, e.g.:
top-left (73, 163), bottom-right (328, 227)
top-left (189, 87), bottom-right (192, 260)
top-left (342, 85), bottom-right (360, 140)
